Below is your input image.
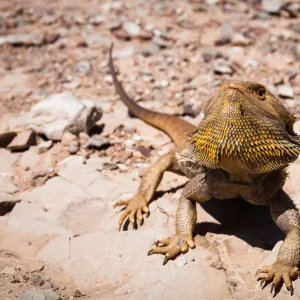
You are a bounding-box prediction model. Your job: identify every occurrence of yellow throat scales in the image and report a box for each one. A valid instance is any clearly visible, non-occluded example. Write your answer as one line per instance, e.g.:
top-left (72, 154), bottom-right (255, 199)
top-left (190, 81), bottom-right (300, 174)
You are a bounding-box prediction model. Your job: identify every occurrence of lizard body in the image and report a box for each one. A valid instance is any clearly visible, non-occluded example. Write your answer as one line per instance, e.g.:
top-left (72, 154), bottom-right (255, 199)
top-left (109, 44), bottom-right (300, 295)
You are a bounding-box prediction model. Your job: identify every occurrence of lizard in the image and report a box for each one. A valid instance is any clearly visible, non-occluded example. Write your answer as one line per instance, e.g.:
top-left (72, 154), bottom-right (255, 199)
top-left (108, 44), bottom-right (300, 295)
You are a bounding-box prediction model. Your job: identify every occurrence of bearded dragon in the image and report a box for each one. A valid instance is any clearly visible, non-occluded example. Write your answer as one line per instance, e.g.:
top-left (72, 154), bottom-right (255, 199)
top-left (109, 44), bottom-right (300, 295)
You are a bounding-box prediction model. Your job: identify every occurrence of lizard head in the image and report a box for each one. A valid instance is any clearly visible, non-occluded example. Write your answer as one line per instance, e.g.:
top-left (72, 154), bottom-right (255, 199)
top-left (190, 80), bottom-right (300, 174)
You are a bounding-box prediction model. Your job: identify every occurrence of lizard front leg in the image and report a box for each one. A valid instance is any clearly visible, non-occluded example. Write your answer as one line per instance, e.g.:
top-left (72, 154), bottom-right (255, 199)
top-left (115, 150), bottom-right (176, 228)
top-left (256, 189), bottom-right (300, 295)
top-left (148, 172), bottom-right (212, 264)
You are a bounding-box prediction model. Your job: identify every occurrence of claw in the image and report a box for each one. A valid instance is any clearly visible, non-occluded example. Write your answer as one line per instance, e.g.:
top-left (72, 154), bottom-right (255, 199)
top-left (148, 249), bottom-right (154, 256)
top-left (270, 283), bottom-right (275, 297)
top-left (290, 284), bottom-right (294, 296)
top-left (163, 256), bottom-right (170, 266)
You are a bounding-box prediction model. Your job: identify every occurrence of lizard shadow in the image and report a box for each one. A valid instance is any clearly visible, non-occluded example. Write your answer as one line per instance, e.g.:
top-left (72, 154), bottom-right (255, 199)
top-left (195, 198), bottom-right (284, 250)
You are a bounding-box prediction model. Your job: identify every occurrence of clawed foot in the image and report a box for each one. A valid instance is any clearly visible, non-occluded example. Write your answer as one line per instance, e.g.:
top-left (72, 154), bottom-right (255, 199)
top-left (148, 234), bottom-right (195, 265)
top-left (114, 194), bottom-right (149, 229)
top-left (256, 262), bottom-right (299, 296)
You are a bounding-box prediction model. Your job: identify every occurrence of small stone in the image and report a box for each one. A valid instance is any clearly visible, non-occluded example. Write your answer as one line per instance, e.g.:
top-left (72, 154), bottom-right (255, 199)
top-left (231, 33), bottom-right (251, 46)
top-left (213, 62), bottom-right (233, 75)
top-left (102, 162), bottom-right (118, 170)
top-left (42, 281), bottom-right (52, 289)
top-left (140, 42), bottom-right (160, 57)
top-left (0, 33), bottom-right (43, 47)
top-left (122, 22), bottom-right (141, 37)
top-left (0, 132), bottom-right (17, 148)
top-left (68, 141), bottom-right (80, 154)
top-left (105, 20), bottom-right (122, 31)
top-left (37, 141), bottom-right (53, 154)
top-left (79, 132), bottom-right (89, 145)
top-left (1, 266), bottom-right (16, 275)
top-left (61, 132), bottom-right (78, 147)
top-left (73, 61), bottom-right (91, 76)
top-left (278, 85), bottom-right (294, 98)
top-left (7, 131), bottom-right (36, 151)
top-left (215, 23), bottom-right (234, 46)
top-left (85, 136), bottom-right (110, 150)
top-left (18, 289), bottom-right (61, 300)
top-left (262, 0), bottom-right (284, 14)
top-left (89, 14), bottom-right (104, 25)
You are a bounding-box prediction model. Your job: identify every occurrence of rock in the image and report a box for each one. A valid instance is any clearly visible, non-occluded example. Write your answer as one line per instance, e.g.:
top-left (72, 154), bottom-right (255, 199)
top-left (0, 33), bottom-right (43, 47)
top-left (37, 140), bottom-right (53, 154)
top-left (140, 42), bottom-right (161, 56)
top-left (105, 19), bottom-right (122, 31)
top-left (68, 141), bottom-right (80, 154)
top-left (7, 131), bottom-right (36, 151)
top-left (61, 132), bottom-right (78, 147)
top-left (29, 93), bottom-right (102, 140)
top-left (18, 289), bottom-right (61, 300)
top-left (215, 23), bottom-right (234, 46)
top-left (79, 132), bottom-right (89, 145)
top-left (0, 174), bottom-right (18, 194)
top-left (0, 149), bottom-right (18, 173)
top-left (89, 14), bottom-right (104, 25)
top-left (73, 61), bottom-right (91, 76)
top-left (122, 22), bottom-right (141, 37)
top-left (213, 62), bottom-right (234, 75)
top-left (1, 266), bottom-right (16, 275)
top-left (85, 136), bottom-right (110, 149)
top-left (231, 33), bottom-right (251, 46)
top-left (42, 282), bottom-right (52, 289)
top-left (0, 132), bottom-right (17, 148)
top-left (262, 0), bottom-right (284, 14)
top-left (278, 85), bottom-right (294, 98)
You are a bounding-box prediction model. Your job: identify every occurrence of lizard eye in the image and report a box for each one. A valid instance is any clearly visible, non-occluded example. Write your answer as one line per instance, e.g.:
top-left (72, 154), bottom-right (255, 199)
top-left (257, 87), bottom-right (266, 100)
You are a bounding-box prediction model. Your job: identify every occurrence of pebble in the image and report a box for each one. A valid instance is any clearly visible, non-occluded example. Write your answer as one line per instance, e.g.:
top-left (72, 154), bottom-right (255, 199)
top-left (18, 289), bottom-right (61, 300)
top-left (68, 141), bottom-right (80, 154)
top-left (122, 22), bottom-right (141, 37)
top-left (140, 42), bottom-right (160, 56)
top-left (37, 140), bottom-right (53, 154)
top-left (262, 0), bottom-right (283, 14)
top-left (278, 85), bottom-right (294, 98)
top-left (1, 266), bottom-right (16, 275)
top-left (213, 62), bottom-right (233, 75)
top-left (85, 136), bottom-right (110, 150)
top-left (73, 61), bottom-right (92, 76)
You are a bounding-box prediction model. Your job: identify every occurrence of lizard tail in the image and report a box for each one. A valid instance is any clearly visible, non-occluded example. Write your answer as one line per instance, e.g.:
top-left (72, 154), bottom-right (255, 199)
top-left (108, 43), bottom-right (196, 146)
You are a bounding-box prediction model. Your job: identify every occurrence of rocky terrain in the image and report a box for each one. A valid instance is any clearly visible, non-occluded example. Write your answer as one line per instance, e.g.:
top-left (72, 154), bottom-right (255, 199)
top-left (0, 0), bottom-right (300, 299)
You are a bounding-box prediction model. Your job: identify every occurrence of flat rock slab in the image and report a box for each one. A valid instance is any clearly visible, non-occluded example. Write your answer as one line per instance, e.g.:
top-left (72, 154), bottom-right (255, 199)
top-left (7, 130), bottom-right (36, 151)
top-left (35, 228), bottom-right (230, 299)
